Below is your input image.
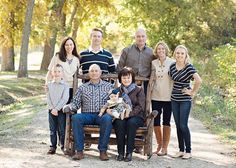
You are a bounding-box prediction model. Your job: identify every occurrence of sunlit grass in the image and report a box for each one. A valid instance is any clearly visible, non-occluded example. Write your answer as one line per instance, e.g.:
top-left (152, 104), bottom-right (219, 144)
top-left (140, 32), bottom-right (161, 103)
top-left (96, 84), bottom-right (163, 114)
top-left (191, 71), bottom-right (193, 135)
top-left (0, 72), bottom-right (45, 107)
top-left (0, 95), bottom-right (46, 134)
top-left (192, 83), bottom-right (236, 149)
top-left (0, 71), bottom-right (47, 136)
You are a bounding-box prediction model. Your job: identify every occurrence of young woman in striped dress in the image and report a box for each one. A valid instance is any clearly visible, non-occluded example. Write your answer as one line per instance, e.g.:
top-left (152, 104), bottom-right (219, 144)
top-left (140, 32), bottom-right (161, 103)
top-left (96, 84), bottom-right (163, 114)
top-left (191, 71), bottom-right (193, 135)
top-left (169, 45), bottom-right (202, 159)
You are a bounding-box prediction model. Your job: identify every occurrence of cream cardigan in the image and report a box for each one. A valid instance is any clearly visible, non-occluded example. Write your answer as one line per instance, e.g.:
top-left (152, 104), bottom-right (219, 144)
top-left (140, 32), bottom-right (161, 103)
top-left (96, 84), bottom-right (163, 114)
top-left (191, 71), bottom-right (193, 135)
top-left (151, 57), bottom-right (175, 101)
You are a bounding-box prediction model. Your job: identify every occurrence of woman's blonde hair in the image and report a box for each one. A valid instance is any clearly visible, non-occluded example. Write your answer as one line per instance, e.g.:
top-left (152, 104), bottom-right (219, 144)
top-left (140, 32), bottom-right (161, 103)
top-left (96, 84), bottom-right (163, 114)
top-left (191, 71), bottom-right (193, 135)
top-left (173, 45), bottom-right (191, 64)
top-left (153, 41), bottom-right (170, 58)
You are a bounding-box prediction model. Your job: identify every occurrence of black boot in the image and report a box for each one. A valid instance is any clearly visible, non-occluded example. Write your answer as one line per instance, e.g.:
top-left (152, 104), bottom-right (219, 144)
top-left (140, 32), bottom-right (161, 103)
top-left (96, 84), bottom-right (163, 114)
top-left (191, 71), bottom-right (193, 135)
top-left (124, 153), bottom-right (132, 162)
top-left (116, 154), bottom-right (124, 161)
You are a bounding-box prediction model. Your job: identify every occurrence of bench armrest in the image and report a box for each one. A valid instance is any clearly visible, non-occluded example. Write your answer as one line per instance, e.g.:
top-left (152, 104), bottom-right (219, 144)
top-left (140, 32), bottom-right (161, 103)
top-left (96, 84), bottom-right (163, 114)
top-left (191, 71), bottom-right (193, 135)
top-left (146, 110), bottom-right (159, 129)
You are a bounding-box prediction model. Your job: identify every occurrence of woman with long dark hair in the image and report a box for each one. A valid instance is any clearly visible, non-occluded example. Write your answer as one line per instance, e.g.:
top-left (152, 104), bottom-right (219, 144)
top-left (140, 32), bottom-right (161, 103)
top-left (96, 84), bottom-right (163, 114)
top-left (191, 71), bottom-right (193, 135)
top-left (45, 37), bottom-right (80, 153)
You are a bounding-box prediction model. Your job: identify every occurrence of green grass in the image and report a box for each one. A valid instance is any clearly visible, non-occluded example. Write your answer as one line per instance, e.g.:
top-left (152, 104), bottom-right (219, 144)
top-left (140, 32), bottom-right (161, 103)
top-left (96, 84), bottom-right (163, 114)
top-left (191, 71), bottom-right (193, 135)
top-left (0, 70), bottom-right (46, 75)
top-left (192, 83), bottom-right (236, 149)
top-left (0, 95), bottom-right (46, 134)
top-left (0, 71), bottom-right (47, 135)
top-left (0, 71), bottom-right (46, 107)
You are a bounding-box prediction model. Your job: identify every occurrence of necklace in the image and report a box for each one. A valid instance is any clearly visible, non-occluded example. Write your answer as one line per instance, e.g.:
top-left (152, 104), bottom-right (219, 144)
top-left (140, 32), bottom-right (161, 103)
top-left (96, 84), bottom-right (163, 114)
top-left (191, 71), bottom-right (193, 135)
top-left (66, 58), bottom-right (73, 64)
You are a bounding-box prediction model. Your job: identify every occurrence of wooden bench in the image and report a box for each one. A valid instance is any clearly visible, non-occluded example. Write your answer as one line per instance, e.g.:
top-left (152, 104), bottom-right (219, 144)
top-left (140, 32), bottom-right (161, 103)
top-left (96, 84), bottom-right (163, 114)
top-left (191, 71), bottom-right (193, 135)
top-left (64, 72), bottom-right (156, 159)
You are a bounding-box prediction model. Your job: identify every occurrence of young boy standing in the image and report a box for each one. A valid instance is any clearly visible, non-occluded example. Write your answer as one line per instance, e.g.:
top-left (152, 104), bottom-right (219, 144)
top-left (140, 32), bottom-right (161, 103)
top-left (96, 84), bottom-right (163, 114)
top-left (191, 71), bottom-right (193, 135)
top-left (46, 64), bottom-right (69, 154)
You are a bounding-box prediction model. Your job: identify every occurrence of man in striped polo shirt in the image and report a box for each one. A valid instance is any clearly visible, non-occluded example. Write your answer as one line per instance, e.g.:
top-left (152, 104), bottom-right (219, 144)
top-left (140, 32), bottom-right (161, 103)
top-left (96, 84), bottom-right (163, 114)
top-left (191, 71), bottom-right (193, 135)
top-left (80, 28), bottom-right (116, 148)
top-left (80, 28), bottom-right (116, 75)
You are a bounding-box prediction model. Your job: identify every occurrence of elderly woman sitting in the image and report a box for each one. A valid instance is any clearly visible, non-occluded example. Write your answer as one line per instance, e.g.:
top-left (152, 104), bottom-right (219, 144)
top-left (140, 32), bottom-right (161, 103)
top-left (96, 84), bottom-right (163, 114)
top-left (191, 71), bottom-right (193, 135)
top-left (111, 67), bottom-right (146, 162)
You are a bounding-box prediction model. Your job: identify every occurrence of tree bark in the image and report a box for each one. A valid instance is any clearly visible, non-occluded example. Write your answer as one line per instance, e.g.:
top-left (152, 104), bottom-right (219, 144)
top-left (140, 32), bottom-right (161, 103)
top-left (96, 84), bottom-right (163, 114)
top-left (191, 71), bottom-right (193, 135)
top-left (1, 11), bottom-right (15, 71)
top-left (17, 0), bottom-right (35, 78)
top-left (1, 46), bottom-right (15, 71)
top-left (40, 0), bottom-right (65, 70)
top-left (71, 18), bottom-right (79, 40)
top-left (40, 32), bottom-right (57, 70)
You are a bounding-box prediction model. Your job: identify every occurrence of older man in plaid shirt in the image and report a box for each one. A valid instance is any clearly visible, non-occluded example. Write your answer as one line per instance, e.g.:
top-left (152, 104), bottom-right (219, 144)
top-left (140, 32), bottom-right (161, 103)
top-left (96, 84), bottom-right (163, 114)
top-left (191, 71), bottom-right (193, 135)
top-left (67, 64), bottom-right (113, 161)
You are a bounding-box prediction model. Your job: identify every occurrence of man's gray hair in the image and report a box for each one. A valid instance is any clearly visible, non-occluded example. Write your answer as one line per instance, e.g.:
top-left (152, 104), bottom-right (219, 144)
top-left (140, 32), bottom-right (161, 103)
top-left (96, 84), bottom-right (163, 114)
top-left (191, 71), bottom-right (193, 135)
top-left (135, 28), bottom-right (147, 36)
top-left (89, 64), bottom-right (101, 71)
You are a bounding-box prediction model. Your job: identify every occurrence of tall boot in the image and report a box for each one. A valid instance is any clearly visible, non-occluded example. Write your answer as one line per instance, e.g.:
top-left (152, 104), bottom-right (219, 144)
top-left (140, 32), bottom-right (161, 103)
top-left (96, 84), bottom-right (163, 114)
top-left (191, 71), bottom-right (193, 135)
top-left (153, 126), bottom-right (162, 154)
top-left (158, 126), bottom-right (171, 156)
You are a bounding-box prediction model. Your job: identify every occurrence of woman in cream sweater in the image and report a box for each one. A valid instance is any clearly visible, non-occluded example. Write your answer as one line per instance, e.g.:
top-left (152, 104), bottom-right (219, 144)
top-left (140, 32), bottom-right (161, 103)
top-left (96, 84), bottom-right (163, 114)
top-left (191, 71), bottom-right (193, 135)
top-left (151, 41), bottom-right (175, 156)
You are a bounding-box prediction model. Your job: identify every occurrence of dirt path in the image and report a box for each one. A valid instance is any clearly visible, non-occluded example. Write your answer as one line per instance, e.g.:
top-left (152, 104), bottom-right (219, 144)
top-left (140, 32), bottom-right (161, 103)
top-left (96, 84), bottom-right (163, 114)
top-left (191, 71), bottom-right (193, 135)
top-left (0, 107), bottom-right (236, 168)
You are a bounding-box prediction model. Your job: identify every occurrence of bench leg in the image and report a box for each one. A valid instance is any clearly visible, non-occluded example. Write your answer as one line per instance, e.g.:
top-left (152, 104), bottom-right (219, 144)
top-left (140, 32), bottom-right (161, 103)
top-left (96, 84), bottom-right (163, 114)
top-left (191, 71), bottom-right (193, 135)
top-left (64, 114), bottom-right (75, 155)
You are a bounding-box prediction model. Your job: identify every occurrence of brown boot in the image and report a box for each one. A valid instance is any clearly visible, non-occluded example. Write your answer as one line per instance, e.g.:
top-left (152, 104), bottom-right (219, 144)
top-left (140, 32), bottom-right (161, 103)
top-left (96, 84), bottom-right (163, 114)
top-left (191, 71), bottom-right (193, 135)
top-left (153, 126), bottom-right (162, 155)
top-left (158, 126), bottom-right (171, 156)
top-left (100, 151), bottom-right (109, 161)
top-left (72, 151), bottom-right (84, 160)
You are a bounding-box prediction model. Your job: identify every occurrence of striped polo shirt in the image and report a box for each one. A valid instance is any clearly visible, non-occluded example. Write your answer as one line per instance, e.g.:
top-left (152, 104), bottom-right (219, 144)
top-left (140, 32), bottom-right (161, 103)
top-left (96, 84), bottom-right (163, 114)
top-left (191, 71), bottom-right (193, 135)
top-left (80, 48), bottom-right (116, 74)
top-left (169, 63), bottom-right (197, 101)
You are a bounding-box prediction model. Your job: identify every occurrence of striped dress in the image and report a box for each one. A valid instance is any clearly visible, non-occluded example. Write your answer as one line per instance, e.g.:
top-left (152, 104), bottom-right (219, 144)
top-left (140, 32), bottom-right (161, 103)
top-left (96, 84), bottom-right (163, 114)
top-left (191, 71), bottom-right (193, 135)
top-left (169, 63), bottom-right (197, 101)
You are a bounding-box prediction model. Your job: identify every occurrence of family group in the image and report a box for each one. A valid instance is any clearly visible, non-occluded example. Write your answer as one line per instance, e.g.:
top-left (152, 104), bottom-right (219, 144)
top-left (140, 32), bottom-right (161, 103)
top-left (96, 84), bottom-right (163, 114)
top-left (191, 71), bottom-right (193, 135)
top-left (45, 27), bottom-right (202, 162)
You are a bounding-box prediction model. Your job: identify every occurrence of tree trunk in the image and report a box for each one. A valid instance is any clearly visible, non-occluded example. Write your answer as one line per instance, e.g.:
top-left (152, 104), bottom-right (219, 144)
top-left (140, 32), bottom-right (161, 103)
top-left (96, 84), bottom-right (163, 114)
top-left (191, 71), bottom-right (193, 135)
top-left (61, 12), bottom-right (67, 37)
top-left (71, 18), bottom-right (79, 40)
top-left (40, 32), bottom-right (57, 70)
top-left (1, 11), bottom-right (15, 71)
top-left (1, 46), bottom-right (15, 71)
top-left (40, 0), bottom-right (65, 70)
top-left (17, 0), bottom-right (35, 78)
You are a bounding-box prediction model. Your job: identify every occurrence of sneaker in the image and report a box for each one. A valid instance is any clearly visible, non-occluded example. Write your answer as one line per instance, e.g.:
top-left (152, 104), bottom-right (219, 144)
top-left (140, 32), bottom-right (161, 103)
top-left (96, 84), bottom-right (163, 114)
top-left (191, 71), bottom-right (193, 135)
top-left (182, 153), bottom-right (192, 159)
top-left (47, 147), bottom-right (56, 154)
top-left (172, 151), bottom-right (184, 158)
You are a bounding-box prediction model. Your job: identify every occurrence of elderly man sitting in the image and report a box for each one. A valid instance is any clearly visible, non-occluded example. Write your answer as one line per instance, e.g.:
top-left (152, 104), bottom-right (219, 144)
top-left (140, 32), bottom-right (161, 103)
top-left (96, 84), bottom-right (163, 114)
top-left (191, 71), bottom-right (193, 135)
top-left (64, 64), bottom-right (113, 161)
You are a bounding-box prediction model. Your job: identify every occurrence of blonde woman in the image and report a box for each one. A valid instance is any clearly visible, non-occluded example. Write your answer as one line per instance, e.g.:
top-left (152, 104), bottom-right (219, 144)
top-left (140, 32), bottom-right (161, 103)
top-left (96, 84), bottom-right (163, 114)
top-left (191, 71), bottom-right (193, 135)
top-left (151, 41), bottom-right (175, 156)
top-left (169, 45), bottom-right (202, 159)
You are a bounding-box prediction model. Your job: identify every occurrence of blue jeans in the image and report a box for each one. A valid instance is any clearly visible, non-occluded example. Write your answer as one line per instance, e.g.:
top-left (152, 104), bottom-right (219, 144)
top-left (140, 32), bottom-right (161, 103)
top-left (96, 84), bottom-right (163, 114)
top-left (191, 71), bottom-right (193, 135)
top-left (113, 116), bottom-right (144, 155)
top-left (48, 109), bottom-right (66, 149)
top-left (72, 113), bottom-right (113, 152)
top-left (171, 100), bottom-right (192, 153)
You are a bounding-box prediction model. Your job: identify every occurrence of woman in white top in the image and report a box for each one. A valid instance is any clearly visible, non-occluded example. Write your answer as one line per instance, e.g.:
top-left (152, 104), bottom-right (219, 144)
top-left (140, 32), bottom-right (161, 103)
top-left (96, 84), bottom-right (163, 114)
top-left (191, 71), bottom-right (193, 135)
top-left (151, 41), bottom-right (175, 156)
top-left (45, 37), bottom-right (80, 153)
top-left (46, 37), bottom-right (80, 102)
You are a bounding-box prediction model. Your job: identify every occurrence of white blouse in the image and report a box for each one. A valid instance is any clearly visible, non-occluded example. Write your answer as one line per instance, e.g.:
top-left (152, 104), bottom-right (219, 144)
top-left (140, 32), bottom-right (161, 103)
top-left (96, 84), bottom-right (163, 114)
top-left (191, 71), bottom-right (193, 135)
top-left (48, 55), bottom-right (80, 88)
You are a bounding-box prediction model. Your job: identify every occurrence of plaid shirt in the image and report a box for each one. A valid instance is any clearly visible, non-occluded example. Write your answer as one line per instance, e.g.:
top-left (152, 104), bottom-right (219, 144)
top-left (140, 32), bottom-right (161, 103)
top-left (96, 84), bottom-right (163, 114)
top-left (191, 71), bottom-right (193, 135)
top-left (71, 80), bottom-right (113, 113)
